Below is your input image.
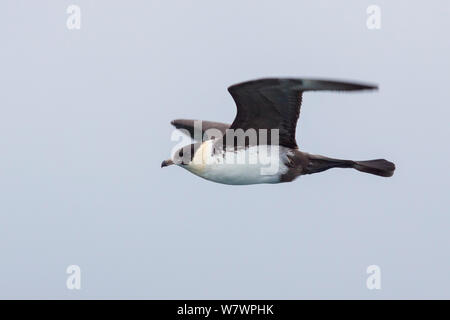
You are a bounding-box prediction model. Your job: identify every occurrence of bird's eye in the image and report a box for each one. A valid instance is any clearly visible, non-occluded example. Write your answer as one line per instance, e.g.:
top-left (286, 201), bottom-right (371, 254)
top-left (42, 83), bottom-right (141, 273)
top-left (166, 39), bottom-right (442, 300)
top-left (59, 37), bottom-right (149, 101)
top-left (179, 150), bottom-right (184, 157)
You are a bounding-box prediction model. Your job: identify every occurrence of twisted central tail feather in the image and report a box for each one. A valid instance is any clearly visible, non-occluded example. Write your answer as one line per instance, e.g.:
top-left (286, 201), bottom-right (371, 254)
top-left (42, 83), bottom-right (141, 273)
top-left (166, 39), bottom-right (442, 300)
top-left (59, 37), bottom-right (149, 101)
top-left (353, 159), bottom-right (395, 177)
top-left (305, 155), bottom-right (395, 177)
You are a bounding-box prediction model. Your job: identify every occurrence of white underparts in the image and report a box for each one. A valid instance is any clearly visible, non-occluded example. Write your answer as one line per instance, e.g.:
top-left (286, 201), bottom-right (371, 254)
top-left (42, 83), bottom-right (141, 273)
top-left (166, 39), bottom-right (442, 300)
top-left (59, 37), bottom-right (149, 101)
top-left (181, 140), bottom-right (290, 185)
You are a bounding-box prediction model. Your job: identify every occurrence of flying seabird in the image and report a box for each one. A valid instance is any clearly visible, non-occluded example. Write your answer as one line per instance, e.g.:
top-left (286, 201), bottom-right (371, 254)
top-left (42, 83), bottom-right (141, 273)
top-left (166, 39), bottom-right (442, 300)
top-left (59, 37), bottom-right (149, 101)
top-left (161, 78), bottom-right (395, 185)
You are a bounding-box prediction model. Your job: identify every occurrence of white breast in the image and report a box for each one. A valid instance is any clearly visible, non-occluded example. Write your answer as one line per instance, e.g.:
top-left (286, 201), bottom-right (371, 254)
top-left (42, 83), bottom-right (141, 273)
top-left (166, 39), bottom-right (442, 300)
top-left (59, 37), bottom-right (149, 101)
top-left (182, 140), bottom-right (289, 185)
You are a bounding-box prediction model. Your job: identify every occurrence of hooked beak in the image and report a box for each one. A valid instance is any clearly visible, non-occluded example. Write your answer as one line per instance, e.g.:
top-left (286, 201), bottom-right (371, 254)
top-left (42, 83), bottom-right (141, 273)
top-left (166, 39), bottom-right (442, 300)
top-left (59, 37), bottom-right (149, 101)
top-left (161, 159), bottom-right (174, 168)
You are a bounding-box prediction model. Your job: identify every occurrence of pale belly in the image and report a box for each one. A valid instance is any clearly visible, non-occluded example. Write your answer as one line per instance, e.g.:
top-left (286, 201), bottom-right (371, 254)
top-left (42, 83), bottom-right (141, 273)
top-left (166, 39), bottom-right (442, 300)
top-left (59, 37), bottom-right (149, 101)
top-left (183, 141), bottom-right (289, 185)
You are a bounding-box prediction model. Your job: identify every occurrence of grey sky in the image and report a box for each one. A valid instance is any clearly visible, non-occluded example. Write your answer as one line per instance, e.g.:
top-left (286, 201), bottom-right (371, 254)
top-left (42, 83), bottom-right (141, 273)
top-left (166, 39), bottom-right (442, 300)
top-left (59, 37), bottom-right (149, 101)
top-left (0, 0), bottom-right (449, 299)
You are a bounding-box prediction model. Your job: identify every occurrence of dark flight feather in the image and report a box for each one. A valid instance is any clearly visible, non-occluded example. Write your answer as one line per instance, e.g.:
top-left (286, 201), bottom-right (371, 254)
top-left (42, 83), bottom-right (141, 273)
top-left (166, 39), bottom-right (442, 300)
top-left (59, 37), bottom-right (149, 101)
top-left (227, 78), bottom-right (377, 148)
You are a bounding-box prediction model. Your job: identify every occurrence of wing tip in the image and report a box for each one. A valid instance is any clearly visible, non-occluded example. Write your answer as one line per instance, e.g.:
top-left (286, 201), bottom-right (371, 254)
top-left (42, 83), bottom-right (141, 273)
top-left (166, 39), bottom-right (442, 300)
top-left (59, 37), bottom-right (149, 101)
top-left (295, 78), bottom-right (379, 91)
top-left (228, 77), bottom-right (379, 92)
top-left (346, 82), bottom-right (378, 91)
top-left (171, 119), bottom-right (190, 128)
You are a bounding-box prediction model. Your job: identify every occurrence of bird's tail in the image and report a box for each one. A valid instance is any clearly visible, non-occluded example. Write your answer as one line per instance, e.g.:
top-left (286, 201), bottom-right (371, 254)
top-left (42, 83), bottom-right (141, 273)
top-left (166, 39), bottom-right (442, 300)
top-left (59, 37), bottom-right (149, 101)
top-left (352, 159), bottom-right (395, 177)
top-left (305, 155), bottom-right (395, 177)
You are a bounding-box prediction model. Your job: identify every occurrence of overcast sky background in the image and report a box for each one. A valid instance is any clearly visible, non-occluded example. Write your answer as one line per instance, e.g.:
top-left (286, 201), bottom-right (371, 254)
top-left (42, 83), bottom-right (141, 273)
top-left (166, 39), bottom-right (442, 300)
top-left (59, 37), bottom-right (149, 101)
top-left (1, 0), bottom-right (449, 299)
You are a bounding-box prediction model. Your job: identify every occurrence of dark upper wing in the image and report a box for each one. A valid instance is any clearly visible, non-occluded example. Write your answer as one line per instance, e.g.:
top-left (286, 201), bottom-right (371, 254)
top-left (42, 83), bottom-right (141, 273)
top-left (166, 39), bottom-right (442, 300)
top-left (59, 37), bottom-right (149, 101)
top-left (227, 78), bottom-right (377, 148)
top-left (171, 119), bottom-right (230, 141)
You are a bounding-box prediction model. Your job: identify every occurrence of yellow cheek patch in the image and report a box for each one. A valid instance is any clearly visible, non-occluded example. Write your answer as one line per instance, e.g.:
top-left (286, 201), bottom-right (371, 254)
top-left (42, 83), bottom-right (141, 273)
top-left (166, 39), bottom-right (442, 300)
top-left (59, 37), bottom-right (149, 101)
top-left (188, 141), bottom-right (210, 173)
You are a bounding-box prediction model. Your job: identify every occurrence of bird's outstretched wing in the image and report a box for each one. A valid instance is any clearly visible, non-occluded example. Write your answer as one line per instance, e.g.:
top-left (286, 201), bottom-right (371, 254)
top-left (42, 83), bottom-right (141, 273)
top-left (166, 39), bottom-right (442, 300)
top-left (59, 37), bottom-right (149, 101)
top-left (171, 119), bottom-right (230, 141)
top-left (227, 78), bottom-right (377, 148)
